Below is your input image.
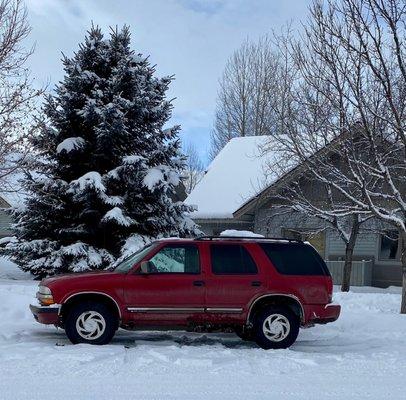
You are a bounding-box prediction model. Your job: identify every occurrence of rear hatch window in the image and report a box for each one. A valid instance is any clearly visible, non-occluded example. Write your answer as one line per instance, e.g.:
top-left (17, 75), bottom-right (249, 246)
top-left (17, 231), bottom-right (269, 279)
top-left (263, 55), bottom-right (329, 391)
top-left (259, 242), bottom-right (330, 276)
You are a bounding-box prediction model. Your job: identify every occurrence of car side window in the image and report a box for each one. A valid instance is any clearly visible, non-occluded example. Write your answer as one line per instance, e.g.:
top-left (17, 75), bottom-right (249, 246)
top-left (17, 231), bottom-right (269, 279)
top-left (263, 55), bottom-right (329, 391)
top-left (259, 243), bottom-right (329, 276)
top-left (147, 245), bottom-right (200, 274)
top-left (211, 244), bottom-right (258, 274)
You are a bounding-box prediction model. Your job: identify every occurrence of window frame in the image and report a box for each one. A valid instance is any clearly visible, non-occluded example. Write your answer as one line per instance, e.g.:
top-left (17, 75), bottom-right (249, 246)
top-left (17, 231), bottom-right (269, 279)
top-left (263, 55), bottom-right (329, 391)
top-left (139, 243), bottom-right (201, 275)
top-left (210, 243), bottom-right (258, 275)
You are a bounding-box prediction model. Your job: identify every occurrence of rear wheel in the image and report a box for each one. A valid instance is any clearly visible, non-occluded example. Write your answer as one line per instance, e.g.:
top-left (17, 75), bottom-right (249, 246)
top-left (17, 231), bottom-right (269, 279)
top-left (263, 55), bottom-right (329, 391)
top-left (253, 306), bottom-right (299, 349)
top-left (65, 302), bottom-right (117, 345)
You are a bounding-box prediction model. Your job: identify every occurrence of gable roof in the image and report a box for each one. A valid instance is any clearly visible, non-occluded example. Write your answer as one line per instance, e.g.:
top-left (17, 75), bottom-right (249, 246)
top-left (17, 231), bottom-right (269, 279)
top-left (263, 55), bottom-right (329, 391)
top-left (185, 136), bottom-right (280, 219)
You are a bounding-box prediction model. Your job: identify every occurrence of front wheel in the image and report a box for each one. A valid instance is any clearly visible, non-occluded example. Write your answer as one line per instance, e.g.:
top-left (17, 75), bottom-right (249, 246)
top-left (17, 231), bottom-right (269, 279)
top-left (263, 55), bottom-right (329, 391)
top-left (253, 306), bottom-right (299, 349)
top-left (65, 302), bottom-right (117, 345)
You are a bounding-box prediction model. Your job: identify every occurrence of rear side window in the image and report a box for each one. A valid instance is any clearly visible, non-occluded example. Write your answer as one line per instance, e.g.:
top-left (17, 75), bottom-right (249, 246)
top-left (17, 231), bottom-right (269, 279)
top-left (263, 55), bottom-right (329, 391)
top-left (211, 244), bottom-right (258, 274)
top-left (259, 243), bottom-right (329, 276)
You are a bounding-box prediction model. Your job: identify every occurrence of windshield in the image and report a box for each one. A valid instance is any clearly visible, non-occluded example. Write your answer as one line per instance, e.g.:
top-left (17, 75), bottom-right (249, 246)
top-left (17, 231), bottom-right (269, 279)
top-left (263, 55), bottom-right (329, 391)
top-left (114, 243), bottom-right (157, 273)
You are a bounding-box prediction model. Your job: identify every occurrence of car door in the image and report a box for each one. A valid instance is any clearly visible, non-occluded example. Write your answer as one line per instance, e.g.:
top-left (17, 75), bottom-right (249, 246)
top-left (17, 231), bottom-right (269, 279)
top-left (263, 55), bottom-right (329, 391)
top-left (205, 242), bottom-right (267, 322)
top-left (123, 243), bottom-right (206, 326)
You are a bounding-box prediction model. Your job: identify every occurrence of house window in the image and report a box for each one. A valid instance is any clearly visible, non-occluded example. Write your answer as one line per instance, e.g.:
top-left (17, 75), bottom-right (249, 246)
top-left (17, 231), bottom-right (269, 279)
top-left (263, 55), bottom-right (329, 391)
top-left (379, 231), bottom-right (399, 260)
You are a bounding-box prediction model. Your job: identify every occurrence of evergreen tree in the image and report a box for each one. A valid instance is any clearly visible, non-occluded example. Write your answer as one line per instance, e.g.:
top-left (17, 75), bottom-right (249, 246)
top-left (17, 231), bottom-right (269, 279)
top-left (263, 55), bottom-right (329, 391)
top-left (6, 26), bottom-right (198, 277)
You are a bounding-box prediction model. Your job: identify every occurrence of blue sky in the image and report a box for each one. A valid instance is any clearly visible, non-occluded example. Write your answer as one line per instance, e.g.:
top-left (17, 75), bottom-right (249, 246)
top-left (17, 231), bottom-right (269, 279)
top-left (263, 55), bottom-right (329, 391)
top-left (25, 0), bottom-right (311, 165)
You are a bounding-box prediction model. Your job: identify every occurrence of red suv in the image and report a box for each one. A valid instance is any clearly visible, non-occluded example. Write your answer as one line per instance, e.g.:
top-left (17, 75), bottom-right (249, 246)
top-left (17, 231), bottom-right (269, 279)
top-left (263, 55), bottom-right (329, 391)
top-left (30, 236), bottom-right (340, 349)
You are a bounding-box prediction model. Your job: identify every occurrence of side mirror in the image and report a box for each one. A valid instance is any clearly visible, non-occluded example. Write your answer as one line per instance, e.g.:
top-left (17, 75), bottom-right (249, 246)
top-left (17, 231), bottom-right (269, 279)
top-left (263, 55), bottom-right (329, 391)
top-left (140, 260), bottom-right (151, 274)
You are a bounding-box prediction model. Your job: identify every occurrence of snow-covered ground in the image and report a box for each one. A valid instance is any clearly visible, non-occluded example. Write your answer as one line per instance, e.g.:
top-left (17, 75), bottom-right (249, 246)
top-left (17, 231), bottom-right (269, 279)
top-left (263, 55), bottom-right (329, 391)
top-left (0, 265), bottom-right (405, 399)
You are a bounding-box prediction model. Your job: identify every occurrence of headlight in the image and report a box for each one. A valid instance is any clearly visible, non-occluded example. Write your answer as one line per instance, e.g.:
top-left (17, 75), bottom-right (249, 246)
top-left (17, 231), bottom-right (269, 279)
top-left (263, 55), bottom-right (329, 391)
top-left (36, 285), bottom-right (55, 306)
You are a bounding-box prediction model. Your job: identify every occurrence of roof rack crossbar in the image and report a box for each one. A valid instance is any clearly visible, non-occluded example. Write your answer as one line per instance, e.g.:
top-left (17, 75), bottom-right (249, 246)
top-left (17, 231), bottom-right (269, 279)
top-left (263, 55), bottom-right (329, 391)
top-left (194, 235), bottom-right (303, 243)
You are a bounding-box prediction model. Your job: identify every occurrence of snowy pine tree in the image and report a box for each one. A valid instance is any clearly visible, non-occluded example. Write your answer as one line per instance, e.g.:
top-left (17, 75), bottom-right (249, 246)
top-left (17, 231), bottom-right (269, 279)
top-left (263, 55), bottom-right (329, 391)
top-left (6, 26), bottom-right (198, 277)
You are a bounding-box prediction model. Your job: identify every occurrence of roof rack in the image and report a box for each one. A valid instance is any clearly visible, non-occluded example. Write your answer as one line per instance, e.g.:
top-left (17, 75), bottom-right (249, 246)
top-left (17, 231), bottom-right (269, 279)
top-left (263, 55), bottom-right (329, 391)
top-left (194, 235), bottom-right (303, 243)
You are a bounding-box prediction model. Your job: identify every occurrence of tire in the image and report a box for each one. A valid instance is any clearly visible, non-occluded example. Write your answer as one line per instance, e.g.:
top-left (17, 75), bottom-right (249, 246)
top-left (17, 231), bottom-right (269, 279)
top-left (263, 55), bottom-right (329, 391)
top-left (253, 306), bottom-right (300, 349)
top-left (65, 301), bottom-right (117, 345)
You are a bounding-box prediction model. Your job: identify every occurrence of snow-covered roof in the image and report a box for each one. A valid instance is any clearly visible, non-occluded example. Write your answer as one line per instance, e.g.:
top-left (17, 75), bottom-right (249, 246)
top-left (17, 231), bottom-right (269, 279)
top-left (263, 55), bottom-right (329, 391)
top-left (185, 136), bottom-right (278, 219)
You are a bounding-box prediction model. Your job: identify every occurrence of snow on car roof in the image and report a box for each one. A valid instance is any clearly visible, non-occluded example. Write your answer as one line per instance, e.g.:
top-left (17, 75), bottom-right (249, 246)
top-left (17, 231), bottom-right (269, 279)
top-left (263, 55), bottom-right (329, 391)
top-left (185, 136), bottom-right (280, 219)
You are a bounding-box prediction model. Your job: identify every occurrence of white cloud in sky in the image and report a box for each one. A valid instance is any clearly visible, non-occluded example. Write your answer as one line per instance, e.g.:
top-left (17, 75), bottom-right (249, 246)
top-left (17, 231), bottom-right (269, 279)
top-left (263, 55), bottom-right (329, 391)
top-left (24, 0), bottom-right (310, 163)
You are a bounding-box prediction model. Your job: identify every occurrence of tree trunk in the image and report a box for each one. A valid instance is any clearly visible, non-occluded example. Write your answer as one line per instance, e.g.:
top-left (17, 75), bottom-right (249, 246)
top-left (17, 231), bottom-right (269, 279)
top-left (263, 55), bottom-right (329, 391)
top-left (341, 216), bottom-right (360, 292)
top-left (400, 231), bottom-right (406, 314)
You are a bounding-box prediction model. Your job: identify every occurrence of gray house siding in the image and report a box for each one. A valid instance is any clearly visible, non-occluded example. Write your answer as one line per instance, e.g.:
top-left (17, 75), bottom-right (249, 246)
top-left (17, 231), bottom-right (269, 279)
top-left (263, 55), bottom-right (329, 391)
top-left (0, 209), bottom-right (12, 238)
top-left (327, 231), bottom-right (377, 257)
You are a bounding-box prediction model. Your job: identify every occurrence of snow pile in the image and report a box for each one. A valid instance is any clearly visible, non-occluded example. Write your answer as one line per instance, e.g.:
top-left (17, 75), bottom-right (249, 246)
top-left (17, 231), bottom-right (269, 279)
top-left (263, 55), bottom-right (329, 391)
top-left (56, 137), bottom-right (85, 154)
top-left (0, 281), bottom-right (405, 399)
top-left (185, 136), bottom-right (279, 219)
top-left (220, 229), bottom-right (265, 238)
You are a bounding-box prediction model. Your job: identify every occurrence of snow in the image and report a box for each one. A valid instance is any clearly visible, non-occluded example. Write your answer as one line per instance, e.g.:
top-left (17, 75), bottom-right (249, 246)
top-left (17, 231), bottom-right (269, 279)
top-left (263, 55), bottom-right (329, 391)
top-left (102, 207), bottom-right (135, 227)
top-left (143, 166), bottom-right (164, 190)
top-left (143, 166), bottom-right (180, 191)
top-left (70, 171), bottom-right (105, 192)
top-left (185, 136), bottom-right (278, 219)
top-left (0, 280), bottom-right (406, 399)
top-left (56, 137), bottom-right (85, 154)
top-left (220, 229), bottom-right (265, 238)
top-left (119, 234), bottom-right (152, 260)
top-left (0, 257), bottom-right (31, 280)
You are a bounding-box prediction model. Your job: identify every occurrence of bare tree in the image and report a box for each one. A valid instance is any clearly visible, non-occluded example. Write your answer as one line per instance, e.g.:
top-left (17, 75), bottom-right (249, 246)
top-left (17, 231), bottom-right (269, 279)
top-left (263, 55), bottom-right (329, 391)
top-left (0, 0), bottom-right (41, 196)
top-left (265, 165), bottom-right (372, 292)
top-left (210, 34), bottom-right (293, 159)
top-left (183, 142), bottom-right (204, 194)
top-left (267, 0), bottom-right (406, 310)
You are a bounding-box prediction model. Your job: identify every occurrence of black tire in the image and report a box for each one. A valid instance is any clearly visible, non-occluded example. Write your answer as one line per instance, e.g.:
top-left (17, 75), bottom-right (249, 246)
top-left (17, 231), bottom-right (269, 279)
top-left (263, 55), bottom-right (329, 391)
top-left (65, 301), bottom-right (117, 345)
top-left (253, 306), bottom-right (299, 349)
top-left (235, 327), bottom-right (254, 341)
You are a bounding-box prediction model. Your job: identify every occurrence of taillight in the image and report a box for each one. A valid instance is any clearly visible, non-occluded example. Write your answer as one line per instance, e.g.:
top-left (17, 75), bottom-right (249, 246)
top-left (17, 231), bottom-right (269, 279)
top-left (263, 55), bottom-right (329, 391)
top-left (327, 277), bottom-right (333, 303)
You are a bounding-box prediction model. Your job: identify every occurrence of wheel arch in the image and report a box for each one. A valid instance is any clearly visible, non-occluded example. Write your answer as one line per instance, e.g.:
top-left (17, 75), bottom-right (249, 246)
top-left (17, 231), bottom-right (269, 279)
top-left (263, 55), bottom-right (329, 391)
top-left (60, 292), bottom-right (122, 324)
top-left (247, 294), bottom-right (305, 325)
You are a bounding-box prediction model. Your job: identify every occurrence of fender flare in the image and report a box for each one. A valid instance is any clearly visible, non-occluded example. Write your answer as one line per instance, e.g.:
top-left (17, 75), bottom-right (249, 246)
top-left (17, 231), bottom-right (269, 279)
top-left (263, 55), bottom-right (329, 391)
top-left (246, 293), bottom-right (305, 324)
top-left (61, 291), bottom-right (122, 319)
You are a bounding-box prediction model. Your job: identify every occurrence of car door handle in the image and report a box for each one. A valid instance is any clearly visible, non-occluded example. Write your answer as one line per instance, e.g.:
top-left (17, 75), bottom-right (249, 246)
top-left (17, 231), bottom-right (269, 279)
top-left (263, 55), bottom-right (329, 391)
top-left (251, 281), bottom-right (262, 287)
top-left (193, 280), bottom-right (205, 287)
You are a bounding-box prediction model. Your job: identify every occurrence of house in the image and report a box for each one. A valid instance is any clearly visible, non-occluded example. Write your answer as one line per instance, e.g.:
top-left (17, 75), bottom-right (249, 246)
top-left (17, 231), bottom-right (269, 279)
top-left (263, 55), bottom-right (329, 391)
top-left (185, 136), bottom-right (403, 288)
top-left (0, 195), bottom-right (14, 239)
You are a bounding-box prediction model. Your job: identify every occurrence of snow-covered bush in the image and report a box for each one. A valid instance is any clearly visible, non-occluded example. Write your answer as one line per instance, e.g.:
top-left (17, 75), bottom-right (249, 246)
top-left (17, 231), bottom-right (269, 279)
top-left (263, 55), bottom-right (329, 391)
top-left (5, 26), bottom-right (198, 277)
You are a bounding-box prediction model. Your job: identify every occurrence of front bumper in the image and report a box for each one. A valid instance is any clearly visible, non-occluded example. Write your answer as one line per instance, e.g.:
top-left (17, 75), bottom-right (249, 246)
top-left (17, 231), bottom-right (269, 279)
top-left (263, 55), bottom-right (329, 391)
top-left (29, 303), bottom-right (61, 325)
top-left (305, 303), bottom-right (341, 325)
